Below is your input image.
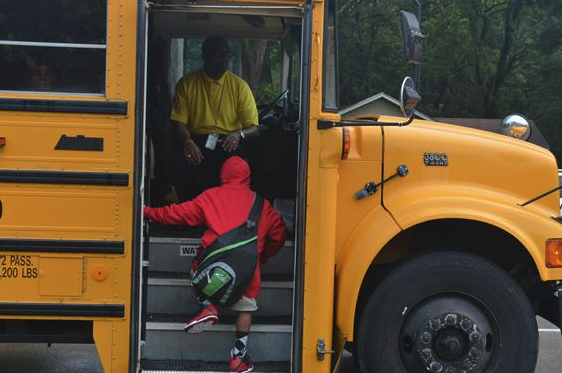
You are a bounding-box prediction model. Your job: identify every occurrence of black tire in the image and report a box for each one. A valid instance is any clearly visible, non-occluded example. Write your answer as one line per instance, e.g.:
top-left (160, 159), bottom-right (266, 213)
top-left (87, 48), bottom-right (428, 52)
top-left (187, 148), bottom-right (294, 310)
top-left (356, 252), bottom-right (538, 373)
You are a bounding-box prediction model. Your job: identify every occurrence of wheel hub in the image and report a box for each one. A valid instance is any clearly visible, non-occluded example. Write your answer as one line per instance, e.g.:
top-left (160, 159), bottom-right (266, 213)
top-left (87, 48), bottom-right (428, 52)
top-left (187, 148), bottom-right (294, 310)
top-left (399, 296), bottom-right (495, 373)
top-left (435, 329), bottom-right (464, 360)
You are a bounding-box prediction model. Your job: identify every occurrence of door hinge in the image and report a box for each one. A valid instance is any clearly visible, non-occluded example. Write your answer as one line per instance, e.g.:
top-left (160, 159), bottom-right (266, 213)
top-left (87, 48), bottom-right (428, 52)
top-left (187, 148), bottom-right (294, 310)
top-left (317, 338), bottom-right (335, 361)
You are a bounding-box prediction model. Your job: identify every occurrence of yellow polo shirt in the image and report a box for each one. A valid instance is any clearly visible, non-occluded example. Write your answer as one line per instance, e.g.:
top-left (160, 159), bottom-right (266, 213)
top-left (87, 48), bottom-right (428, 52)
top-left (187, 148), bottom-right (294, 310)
top-left (170, 69), bottom-right (258, 135)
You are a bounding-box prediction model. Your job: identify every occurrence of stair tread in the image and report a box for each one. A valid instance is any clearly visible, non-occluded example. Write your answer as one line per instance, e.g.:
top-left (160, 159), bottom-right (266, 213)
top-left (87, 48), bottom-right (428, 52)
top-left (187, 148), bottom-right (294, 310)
top-left (147, 313), bottom-right (291, 325)
top-left (141, 359), bottom-right (290, 372)
top-left (148, 229), bottom-right (294, 246)
top-left (148, 271), bottom-right (190, 280)
top-left (148, 271), bottom-right (293, 282)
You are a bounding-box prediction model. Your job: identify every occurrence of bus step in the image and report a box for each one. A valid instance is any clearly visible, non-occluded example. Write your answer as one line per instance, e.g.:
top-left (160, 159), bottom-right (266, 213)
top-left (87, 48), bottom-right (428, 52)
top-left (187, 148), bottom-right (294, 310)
top-left (147, 272), bottom-right (294, 317)
top-left (144, 314), bottom-right (292, 362)
top-left (140, 359), bottom-right (290, 372)
top-left (148, 237), bottom-right (295, 276)
top-left (146, 313), bottom-right (292, 332)
top-left (147, 271), bottom-right (294, 286)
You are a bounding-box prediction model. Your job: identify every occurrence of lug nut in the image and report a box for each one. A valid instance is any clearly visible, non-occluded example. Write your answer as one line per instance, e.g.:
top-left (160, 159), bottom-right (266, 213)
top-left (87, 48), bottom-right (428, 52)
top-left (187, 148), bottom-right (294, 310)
top-left (469, 347), bottom-right (480, 361)
top-left (445, 313), bottom-right (457, 326)
top-left (460, 318), bottom-right (472, 331)
top-left (421, 332), bottom-right (432, 344)
top-left (469, 331), bottom-right (481, 343)
top-left (430, 318), bottom-right (443, 331)
top-left (463, 358), bottom-right (477, 371)
top-left (430, 361), bottom-right (443, 372)
top-left (420, 348), bottom-right (433, 361)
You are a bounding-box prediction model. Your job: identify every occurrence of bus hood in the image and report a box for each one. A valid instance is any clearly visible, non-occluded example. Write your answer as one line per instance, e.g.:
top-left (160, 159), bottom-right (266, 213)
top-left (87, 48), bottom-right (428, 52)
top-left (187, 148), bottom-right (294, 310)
top-left (380, 117), bottom-right (560, 216)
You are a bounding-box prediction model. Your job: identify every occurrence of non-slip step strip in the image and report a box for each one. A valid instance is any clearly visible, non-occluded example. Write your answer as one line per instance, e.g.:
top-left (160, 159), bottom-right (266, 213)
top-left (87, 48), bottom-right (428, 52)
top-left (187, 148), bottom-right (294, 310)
top-left (146, 314), bottom-right (292, 333)
top-left (141, 359), bottom-right (290, 373)
top-left (147, 271), bottom-right (293, 289)
top-left (149, 236), bottom-right (294, 247)
top-left (148, 272), bottom-right (293, 282)
top-left (149, 237), bottom-right (202, 245)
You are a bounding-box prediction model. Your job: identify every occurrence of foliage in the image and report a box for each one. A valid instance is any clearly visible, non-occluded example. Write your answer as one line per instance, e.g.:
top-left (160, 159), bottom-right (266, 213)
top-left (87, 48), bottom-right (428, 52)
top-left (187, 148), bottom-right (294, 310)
top-left (338, 0), bottom-right (562, 161)
top-left (338, 0), bottom-right (408, 105)
top-left (180, 38), bottom-right (280, 104)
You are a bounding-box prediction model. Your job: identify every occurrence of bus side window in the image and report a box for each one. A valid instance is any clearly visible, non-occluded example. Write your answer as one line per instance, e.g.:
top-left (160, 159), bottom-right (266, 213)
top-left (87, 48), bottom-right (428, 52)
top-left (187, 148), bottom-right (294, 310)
top-left (0, 0), bottom-right (107, 94)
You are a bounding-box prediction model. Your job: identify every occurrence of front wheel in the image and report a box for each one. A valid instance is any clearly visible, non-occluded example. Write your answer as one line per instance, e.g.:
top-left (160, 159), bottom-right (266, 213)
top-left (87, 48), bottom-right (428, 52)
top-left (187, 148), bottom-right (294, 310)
top-left (357, 252), bottom-right (538, 373)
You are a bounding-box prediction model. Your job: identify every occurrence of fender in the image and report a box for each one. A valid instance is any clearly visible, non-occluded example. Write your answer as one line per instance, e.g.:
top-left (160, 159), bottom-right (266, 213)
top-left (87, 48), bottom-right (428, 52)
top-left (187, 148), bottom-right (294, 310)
top-left (385, 185), bottom-right (562, 280)
top-left (335, 186), bottom-right (562, 341)
top-left (335, 204), bottom-right (400, 341)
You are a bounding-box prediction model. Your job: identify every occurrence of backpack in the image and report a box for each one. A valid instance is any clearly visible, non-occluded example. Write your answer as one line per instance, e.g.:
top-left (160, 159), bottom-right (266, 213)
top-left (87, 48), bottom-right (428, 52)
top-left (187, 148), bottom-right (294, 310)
top-left (191, 193), bottom-right (263, 307)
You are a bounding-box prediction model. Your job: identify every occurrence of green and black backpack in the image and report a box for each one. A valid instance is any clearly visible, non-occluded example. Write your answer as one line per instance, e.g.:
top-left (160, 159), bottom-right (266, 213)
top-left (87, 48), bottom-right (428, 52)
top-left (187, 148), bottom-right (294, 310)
top-left (191, 193), bottom-right (263, 307)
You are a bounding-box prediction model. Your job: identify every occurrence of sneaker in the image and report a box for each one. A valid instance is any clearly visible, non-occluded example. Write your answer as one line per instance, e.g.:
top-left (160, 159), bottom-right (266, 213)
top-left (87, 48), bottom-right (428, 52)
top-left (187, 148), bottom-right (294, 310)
top-left (183, 304), bottom-right (218, 334)
top-left (230, 351), bottom-right (254, 373)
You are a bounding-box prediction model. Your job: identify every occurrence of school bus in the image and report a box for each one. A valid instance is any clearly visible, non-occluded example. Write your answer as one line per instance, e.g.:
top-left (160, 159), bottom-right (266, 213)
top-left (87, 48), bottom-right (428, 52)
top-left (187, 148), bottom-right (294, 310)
top-left (0, 1), bottom-right (561, 373)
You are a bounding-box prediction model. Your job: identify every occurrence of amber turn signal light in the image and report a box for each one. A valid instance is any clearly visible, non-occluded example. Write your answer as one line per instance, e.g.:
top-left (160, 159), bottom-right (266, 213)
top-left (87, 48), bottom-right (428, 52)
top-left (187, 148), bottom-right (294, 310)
top-left (546, 239), bottom-right (562, 267)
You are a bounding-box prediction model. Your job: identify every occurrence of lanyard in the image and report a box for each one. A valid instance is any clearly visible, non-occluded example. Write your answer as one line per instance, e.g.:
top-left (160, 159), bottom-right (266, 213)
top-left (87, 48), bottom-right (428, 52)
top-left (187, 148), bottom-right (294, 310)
top-left (204, 78), bottom-right (225, 131)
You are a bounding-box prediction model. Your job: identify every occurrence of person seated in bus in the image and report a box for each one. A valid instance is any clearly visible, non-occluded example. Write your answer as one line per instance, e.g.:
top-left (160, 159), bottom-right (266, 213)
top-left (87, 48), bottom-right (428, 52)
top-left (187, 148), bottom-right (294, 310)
top-left (171, 35), bottom-right (260, 201)
top-left (21, 55), bottom-right (55, 91)
top-left (144, 156), bottom-right (286, 373)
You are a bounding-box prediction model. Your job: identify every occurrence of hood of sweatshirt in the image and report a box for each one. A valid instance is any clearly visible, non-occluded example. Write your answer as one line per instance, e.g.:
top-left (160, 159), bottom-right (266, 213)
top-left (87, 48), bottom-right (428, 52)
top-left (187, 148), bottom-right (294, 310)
top-left (219, 156), bottom-right (250, 188)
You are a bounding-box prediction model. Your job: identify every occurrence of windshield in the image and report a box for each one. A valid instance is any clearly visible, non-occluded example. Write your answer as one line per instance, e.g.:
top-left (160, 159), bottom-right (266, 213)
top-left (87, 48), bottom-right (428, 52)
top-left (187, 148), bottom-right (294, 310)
top-left (168, 36), bottom-right (301, 108)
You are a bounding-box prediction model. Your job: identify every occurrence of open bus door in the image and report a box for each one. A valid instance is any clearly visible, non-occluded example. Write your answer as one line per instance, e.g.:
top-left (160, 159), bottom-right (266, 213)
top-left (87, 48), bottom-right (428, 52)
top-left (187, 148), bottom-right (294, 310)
top-left (137, 1), bottom-right (311, 372)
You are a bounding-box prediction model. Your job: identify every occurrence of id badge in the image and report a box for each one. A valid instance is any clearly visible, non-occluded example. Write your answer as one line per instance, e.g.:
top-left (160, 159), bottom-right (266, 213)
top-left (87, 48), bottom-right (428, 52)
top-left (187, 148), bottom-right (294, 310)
top-left (205, 133), bottom-right (219, 150)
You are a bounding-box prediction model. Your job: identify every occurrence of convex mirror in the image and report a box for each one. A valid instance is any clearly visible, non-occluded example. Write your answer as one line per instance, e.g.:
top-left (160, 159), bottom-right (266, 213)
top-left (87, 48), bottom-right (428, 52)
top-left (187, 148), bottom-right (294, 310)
top-left (501, 114), bottom-right (531, 141)
top-left (400, 77), bottom-right (421, 118)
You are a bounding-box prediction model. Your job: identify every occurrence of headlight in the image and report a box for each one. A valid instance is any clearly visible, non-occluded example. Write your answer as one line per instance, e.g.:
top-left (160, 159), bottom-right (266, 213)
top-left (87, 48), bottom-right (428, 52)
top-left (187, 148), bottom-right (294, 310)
top-left (501, 114), bottom-right (531, 141)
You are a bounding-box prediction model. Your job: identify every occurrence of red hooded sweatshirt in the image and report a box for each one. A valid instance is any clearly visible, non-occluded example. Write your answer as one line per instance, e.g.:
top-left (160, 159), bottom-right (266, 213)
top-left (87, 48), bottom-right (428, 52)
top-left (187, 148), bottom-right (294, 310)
top-left (144, 156), bottom-right (286, 298)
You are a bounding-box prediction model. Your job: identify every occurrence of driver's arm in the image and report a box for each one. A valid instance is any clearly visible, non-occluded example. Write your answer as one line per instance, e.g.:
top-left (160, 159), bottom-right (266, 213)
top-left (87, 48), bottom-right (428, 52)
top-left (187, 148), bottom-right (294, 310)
top-left (172, 119), bottom-right (192, 144)
top-left (239, 125), bottom-right (259, 139)
top-left (173, 120), bottom-right (204, 165)
top-left (236, 81), bottom-right (259, 138)
top-left (170, 78), bottom-right (203, 165)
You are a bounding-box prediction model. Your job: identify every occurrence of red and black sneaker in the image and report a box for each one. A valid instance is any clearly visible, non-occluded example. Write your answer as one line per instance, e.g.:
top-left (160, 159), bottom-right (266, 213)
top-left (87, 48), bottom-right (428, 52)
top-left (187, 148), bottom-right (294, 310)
top-left (230, 351), bottom-right (254, 373)
top-left (183, 304), bottom-right (218, 334)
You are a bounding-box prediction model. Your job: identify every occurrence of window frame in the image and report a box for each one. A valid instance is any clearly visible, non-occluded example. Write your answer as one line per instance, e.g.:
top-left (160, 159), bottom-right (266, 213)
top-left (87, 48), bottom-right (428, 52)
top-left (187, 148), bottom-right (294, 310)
top-left (0, 1), bottom-right (108, 96)
top-left (322, 0), bottom-right (339, 112)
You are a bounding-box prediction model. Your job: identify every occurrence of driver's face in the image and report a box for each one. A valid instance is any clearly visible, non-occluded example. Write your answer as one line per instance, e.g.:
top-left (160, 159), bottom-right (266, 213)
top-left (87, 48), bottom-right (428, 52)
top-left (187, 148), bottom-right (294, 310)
top-left (203, 43), bottom-right (230, 76)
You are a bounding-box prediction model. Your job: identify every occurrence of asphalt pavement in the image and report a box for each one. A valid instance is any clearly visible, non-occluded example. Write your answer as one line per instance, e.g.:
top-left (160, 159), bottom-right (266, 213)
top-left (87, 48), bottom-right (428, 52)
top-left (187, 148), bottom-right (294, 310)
top-left (0, 318), bottom-right (560, 373)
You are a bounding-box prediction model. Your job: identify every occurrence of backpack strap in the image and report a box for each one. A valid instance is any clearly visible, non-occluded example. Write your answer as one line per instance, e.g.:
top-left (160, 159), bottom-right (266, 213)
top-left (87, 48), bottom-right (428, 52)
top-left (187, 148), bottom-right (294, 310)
top-left (246, 193), bottom-right (264, 230)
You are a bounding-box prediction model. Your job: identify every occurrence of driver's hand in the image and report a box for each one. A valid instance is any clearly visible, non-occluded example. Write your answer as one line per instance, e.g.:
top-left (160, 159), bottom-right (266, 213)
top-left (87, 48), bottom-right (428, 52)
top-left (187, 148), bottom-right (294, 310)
top-left (183, 140), bottom-right (203, 166)
top-left (221, 131), bottom-right (241, 152)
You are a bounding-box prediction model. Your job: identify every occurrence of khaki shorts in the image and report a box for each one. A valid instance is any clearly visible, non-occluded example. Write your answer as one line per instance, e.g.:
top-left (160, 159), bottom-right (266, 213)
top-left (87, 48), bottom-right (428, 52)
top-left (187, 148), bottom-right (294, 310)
top-left (229, 296), bottom-right (258, 312)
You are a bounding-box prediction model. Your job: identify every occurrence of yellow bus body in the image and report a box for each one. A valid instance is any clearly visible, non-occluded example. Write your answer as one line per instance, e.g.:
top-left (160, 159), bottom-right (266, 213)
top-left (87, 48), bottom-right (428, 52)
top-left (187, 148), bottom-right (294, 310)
top-left (0, 1), bottom-right (561, 373)
top-left (0, 2), bottom-right (138, 372)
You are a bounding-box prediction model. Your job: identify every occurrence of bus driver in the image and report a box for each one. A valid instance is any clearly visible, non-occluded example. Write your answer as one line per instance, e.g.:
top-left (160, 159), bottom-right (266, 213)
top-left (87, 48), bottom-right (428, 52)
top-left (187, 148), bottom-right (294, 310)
top-left (170, 35), bottom-right (260, 201)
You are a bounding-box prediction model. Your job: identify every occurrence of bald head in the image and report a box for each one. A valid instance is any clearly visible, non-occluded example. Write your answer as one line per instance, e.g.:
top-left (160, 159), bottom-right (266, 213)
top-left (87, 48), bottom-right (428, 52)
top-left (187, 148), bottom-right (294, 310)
top-left (202, 36), bottom-right (229, 55)
top-left (202, 36), bottom-right (230, 79)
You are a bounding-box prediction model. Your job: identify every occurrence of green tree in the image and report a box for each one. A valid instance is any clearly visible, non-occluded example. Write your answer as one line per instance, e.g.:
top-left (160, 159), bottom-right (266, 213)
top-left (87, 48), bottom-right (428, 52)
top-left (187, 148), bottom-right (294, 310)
top-left (338, 0), bottom-right (408, 106)
top-left (337, 0), bottom-right (562, 161)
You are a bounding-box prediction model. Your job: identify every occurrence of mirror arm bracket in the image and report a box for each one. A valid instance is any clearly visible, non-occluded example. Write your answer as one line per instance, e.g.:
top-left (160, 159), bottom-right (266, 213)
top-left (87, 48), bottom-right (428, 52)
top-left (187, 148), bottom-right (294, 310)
top-left (317, 115), bottom-right (414, 130)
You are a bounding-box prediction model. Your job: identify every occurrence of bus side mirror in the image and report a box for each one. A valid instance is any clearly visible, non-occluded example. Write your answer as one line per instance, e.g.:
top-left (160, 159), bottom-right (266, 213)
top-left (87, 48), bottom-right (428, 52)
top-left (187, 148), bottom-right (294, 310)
top-left (400, 11), bottom-right (423, 65)
top-left (400, 77), bottom-right (421, 118)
